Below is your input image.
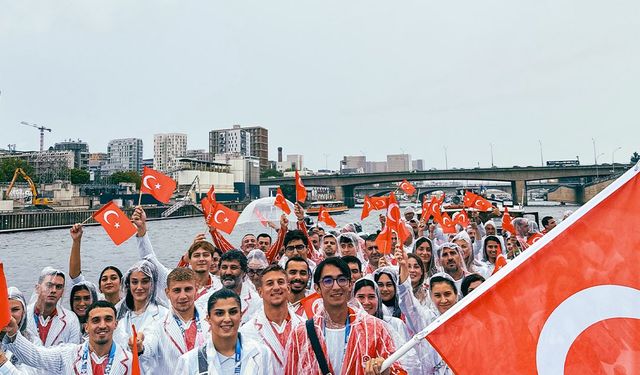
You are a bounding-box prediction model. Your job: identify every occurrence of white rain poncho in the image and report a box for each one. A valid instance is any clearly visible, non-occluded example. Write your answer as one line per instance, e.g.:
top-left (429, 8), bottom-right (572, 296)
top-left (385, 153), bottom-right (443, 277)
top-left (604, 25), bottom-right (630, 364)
top-left (372, 267), bottom-right (403, 320)
top-left (432, 242), bottom-right (472, 295)
top-left (412, 237), bottom-right (438, 278)
top-left (247, 248), bottom-right (269, 268)
top-left (68, 280), bottom-right (99, 336)
top-left (2, 287), bottom-right (39, 374)
top-left (113, 259), bottom-right (169, 373)
top-left (336, 232), bottom-right (366, 263)
top-left (452, 231), bottom-right (490, 279)
top-left (352, 278), bottom-right (425, 375)
top-left (25, 267), bottom-right (82, 347)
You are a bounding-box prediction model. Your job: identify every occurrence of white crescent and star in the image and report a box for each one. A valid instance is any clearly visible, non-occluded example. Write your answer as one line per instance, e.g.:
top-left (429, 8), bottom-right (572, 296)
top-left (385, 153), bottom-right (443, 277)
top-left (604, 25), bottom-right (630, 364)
top-left (103, 210), bottom-right (119, 226)
top-left (143, 175), bottom-right (157, 190)
top-left (536, 285), bottom-right (640, 374)
top-left (387, 203), bottom-right (400, 223)
top-left (214, 210), bottom-right (229, 224)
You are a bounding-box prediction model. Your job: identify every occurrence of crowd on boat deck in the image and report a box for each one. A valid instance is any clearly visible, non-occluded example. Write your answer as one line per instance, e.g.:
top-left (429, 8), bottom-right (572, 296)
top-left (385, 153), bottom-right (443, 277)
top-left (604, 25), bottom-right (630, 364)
top-left (0, 202), bottom-right (566, 374)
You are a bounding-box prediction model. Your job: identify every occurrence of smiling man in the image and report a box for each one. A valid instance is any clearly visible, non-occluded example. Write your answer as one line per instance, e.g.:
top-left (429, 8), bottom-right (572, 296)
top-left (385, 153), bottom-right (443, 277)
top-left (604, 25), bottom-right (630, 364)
top-left (284, 257), bottom-right (406, 375)
top-left (25, 268), bottom-right (81, 347)
top-left (134, 267), bottom-right (210, 375)
top-left (240, 265), bottom-right (304, 373)
top-left (196, 250), bottom-right (262, 325)
top-left (284, 256), bottom-right (312, 317)
top-left (174, 288), bottom-right (275, 374)
top-left (2, 301), bottom-right (132, 374)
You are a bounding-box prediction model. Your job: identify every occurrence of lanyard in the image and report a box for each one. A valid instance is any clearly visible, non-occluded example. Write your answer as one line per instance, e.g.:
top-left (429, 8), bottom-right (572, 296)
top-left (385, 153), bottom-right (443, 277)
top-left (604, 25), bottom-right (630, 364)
top-left (173, 309), bottom-right (202, 338)
top-left (323, 316), bottom-right (351, 353)
top-left (234, 334), bottom-right (242, 374)
top-left (80, 342), bottom-right (116, 375)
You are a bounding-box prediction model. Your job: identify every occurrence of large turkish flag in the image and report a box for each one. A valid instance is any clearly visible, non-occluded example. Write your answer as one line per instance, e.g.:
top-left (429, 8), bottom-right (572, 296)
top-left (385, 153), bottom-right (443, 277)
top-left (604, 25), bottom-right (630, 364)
top-left (426, 166), bottom-right (640, 374)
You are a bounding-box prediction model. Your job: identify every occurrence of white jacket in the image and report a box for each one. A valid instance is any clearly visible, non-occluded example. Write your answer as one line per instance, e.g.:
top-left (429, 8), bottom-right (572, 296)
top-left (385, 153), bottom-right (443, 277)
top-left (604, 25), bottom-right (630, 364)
top-left (238, 307), bottom-right (303, 373)
top-left (173, 335), bottom-right (274, 375)
top-left (142, 308), bottom-right (210, 375)
top-left (25, 304), bottom-right (81, 347)
top-left (195, 280), bottom-right (262, 325)
top-left (5, 333), bottom-right (132, 375)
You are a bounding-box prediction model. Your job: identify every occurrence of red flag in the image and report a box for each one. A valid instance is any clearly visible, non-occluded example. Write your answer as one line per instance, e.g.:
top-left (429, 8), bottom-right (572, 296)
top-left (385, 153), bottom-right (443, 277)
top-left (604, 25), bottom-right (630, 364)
top-left (207, 202), bottom-right (239, 234)
top-left (526, 232), bottom-right (543, 246)
top-left (0, 263), bottom-right (10, 329)
top-left (452, 209), bottom-right (470, 227)
top-left (426, 168), bottom-right (640, 374)
top-left (463, 191), bottom-right (476, 207)
top-left (140, 167), bottom-right (176, 204)
top-left (376, 193), bottom-right (410, 254)
top-left (429, 195), bottom-right (445, 223)
top-left (295, 170), bottom-right (307, 203)
top-left (362, 195), bottom-right (390, 220)
top-left (464, 191), bottom-right (493, 211)
top-left (131, 324), bottom-right (141, 375)
top-left (439, 212), bottom-right (458, 234)
top-left (207, 185), bottom-right (216, 204)
top-left (93, 201), bottom-right (137, 245)
top-left (375, 225), bottom-right (394, 255)
top-left (300, 292), bottom-right (322, 319)
top-left (201, 197), bottom-right (215, 224)
top-left (501, 207), bottom-right (516, 235)
top-left (274, 187), bottom-right (291, 214)
top-left (492, 254), bottom-right (507, 275)
top-left (361, 195), bottom-right (373, 220)
top-left (399, 179), bottom-right (416, 196)
top-left (318, 206), bottom-right (337, 228)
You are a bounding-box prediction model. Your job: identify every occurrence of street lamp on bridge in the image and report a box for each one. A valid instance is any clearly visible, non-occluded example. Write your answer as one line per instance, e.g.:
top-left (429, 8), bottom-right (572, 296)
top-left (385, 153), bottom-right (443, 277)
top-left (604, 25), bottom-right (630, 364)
top-left (612, 147), bottom-right (622, 173)
top-left (595, 152), bottom-right (605, 179)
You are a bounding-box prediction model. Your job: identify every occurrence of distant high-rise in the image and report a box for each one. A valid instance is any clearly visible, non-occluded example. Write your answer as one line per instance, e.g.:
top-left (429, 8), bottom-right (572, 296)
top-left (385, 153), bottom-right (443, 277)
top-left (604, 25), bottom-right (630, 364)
top-left (412, 159), bottom-right (425, 171)
top-left (53, 140), bottom-right (89, 170)
top-left (209, 125), bottom-right (268, 170)
top-left (106, 138), bottom-right (143, 174)
top-left (387, 154), bottom-right (411, 172)
top-left (154, 133), bottom-right (187, 174)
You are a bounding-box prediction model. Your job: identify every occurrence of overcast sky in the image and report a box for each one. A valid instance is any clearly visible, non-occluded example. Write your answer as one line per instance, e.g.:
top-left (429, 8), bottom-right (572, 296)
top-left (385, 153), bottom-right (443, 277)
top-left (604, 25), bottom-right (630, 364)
top-left (1, 1), bottom-right (639, 171)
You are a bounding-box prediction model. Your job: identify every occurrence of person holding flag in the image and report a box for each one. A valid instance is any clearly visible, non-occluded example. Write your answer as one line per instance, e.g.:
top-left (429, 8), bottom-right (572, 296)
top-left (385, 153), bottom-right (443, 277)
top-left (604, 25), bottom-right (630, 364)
top-left (174, 288), bottom-right (275, 374)
top-left (480, 235), bottom-right (507, 275)
top-left (284, 257), bottom-right (406, 375)
top-left (131, 268), bottom-right (210, 375)
top-left (0, 287), bottom-right (38, 374)
top-left (395, 245), bottom-right (457, 375)
top-left (239, 264), bottom-right (304, 373)
top-left (1, 300), bottom-right (134, 375)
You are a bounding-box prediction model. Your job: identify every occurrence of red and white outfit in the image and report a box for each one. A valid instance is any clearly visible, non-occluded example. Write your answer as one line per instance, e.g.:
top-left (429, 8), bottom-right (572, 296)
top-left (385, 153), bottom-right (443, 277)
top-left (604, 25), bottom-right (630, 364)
top-left (284, 304), bottom-right (406, 375)
top-left (239, 307), bottom-right (304, 373)
top-left (5, 332), bottom-right (132, 375)
top-left (142, 308), bottom-right (210, 375)
top-left (25, 304), bottom-right (81, 347)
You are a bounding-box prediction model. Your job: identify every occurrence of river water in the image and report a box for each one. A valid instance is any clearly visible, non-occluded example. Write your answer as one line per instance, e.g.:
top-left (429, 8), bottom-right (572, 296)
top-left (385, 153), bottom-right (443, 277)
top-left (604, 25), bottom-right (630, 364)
top-left (0, 204), bottom-right (576, 300)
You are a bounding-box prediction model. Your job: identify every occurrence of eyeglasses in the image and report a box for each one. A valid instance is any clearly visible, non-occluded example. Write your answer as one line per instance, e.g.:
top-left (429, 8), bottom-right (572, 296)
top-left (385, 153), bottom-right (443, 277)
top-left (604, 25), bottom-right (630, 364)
top-left (320, 276), bottom-right (350, 289)
top-left (247, 268), bottom-right (265, 276)
top-left (285, 244), bottom-right (306, 252)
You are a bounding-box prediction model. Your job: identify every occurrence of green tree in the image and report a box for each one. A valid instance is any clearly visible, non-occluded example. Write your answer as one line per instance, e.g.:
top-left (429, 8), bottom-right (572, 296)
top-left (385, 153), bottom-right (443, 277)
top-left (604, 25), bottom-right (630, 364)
top-left (631, 152), bottom-right (640, 164)
top-left (0, 158), bottom-right (34, 182)
top-left (260, 168), bottom-right (283, 178)
top-left (69, 169), bottom-right (90, 184)
top-left (110, 171), bottom-right (141, 188)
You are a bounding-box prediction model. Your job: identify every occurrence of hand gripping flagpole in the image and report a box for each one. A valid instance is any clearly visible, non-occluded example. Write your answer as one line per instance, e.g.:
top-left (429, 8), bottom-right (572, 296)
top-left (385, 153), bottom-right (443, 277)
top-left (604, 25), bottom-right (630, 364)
top-left (380, 326), bottom-right (431, 373)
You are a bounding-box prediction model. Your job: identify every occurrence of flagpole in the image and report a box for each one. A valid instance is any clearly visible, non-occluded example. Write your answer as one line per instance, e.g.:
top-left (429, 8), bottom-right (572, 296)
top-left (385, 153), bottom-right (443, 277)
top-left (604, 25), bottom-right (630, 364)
top-left (137, 189), bottom-right (143, 206)
top-left (81, 216), bottom-right (93, 225)
top-left (381, 326), bottom-right (431, 372)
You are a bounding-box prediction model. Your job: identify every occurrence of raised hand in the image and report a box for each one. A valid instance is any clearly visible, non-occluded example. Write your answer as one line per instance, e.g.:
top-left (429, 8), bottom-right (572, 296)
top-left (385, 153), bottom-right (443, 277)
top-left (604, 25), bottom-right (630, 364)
top-left (131, 206), bottom-right (147, 237)
top-left (395, 244), bottom-right (409, 284)
top-left (70, 223), bottom-right (83, 242)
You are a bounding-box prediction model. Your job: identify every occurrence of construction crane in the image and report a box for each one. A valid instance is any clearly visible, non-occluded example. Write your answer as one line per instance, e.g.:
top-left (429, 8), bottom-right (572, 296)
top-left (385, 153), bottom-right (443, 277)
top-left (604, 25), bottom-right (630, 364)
top-left (20, 121), bottom-right (52, 152)
top-left (4, 168), bottom-right (54, 206)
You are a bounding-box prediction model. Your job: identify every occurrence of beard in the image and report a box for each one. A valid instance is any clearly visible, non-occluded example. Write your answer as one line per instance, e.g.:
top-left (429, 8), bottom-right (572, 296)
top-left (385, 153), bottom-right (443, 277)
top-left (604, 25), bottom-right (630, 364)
top-left (221, 275), bottom-right (240, 289)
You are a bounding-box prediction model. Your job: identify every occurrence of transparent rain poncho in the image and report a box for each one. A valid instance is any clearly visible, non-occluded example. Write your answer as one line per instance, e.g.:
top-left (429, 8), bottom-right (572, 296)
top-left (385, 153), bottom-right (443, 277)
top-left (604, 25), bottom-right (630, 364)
top-left (7, 286), bottom-right (30, 340)
top-left (372, 267), bottom-right (402, 319)
top-left (412, 237), bottom-right (439, 278)
top-left (452, 231), bottom-right (490, 278)
top-left (29, 267), bottom-right (68, 307)
top-left (336, 232), bottom-right (366, 263)
top-left (352, 277), bottom-right (425, 375)
top-left (117, 259), bottom-right (165, 320)
top-left (247, 248), bottom-right (269, 268)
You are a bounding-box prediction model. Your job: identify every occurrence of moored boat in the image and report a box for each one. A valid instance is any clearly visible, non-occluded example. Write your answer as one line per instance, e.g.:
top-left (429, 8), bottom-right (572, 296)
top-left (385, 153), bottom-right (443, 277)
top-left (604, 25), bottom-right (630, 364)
top-left (306, 200), bottom-right (349, 215)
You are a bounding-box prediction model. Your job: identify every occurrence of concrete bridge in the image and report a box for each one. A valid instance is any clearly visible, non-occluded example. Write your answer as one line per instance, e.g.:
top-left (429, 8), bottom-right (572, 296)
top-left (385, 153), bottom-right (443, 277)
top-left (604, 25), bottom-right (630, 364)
top-left (261, 165), bottom-right (628, 207)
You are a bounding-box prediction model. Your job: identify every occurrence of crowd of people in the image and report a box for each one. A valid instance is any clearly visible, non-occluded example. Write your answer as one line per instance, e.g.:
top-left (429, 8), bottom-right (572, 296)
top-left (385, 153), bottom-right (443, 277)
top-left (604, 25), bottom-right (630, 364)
top-left (0, 201), bottom-right (563, 374)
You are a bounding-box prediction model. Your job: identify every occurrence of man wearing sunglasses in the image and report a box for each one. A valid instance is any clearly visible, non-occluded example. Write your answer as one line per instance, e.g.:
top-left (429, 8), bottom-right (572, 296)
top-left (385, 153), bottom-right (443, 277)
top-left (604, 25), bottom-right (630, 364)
top-left (284, 257), bottom-right (405, 375)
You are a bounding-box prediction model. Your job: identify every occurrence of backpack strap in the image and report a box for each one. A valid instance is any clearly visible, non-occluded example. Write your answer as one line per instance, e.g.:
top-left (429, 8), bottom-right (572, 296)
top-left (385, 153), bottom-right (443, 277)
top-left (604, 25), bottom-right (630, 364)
top-left (305, 318), bottom-right (332, 375)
